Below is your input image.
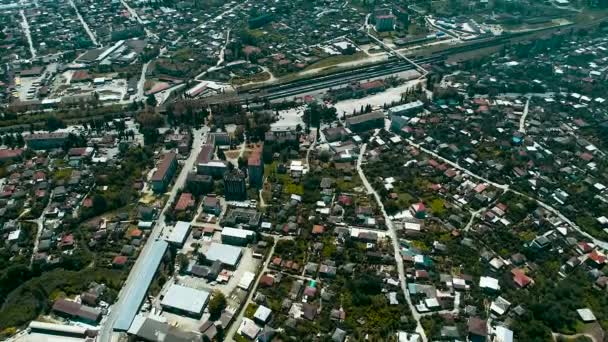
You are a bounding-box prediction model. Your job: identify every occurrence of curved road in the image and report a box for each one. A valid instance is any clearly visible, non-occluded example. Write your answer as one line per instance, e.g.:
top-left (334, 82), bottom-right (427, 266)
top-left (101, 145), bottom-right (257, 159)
top-left (404, 138), bottom-right (608, 250)
top-left (356, 134), bottom-right (428, 342)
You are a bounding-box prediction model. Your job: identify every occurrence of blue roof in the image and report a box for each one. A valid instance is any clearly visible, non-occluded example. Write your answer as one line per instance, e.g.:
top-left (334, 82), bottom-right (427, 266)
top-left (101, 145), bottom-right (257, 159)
top-left (114, 239), bottom-right (168, 331)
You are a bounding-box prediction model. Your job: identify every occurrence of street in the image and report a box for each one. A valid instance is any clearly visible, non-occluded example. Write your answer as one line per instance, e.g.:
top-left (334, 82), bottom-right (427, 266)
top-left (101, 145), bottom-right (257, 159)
top-left (98, 127), bottom-right (208, 342)
top-left (356, 134), bottom-right (429, 342)
top-left (224, 236), bottom-right (279, 340)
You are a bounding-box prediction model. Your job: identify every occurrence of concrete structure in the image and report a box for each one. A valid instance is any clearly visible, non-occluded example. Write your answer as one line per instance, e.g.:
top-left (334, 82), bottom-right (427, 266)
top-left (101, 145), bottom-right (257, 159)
top-left (161, 284), bottom-right (210, 318)
top-left (248, 149), bottom-right (264, 188)
top-left (52, 299), bottom-right (101, 324)
top-left (165, 221), bottom-right (191, 247)
top-left (222, 207), bottom-right (261, 229)
top-left (205, 242), bottom-right (243, 268)
top-left (345, 111), bottom-right (385, 133)
top-left (114, 240), bottom-right (169, 331)
top-left (25, 133), bottom-right (68, 150)
top-left (221, 227), bottom-right (255, 246)
top-left (375, 13), bottom-right (396, 32)
top-left (196, 144), bottom-right (228, 177)
top-left (389, 100), bottom-right (424, 131)
top-left (151, 152), bottom-right (177, 193)
top-left (224, 169), bottom-right (247, 201)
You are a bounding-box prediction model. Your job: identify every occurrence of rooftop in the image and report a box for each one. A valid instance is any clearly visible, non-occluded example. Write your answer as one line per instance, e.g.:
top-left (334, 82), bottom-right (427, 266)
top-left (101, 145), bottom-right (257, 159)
top-left (161, 284), bottom-right (210, 315)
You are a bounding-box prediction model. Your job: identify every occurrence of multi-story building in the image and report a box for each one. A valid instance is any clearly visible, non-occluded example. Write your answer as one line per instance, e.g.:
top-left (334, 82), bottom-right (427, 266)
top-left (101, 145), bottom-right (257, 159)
top-left (25, 133), bottom-right (69, 150)
top-left (196, 144), bottom-right (228, 178)
top-left (375, 9), bottom-right (396, 32)
top-left (345, 111), bottom-right (385, 133)
top-left (224, 169), bottom-right (247, 201)
top-left (248, 148), bottom-right (264, 188)
top-left (151, 152), bottom-right (178, 193)
top-left (389, 100), bottom-right (425, 131)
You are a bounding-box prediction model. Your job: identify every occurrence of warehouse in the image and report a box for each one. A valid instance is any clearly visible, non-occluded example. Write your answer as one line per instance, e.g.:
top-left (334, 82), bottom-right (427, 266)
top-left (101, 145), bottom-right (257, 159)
top-left (205, 242), bottom-right (243, 268)
top-left (221, 227), bottom-right (255, 246)
top-left (160, 284), bottom-right (210, 318)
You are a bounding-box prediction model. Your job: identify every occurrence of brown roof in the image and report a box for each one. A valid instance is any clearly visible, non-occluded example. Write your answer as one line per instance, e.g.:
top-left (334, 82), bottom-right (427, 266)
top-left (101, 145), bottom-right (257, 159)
top-left (312, 225), bottom-right (325, 234)
top-left (151, 152), bottom-right (177, 182)
top-left (53, 298), bottom-right (81, 316)
top-left (197, 144), bottom-right (215, 164)
top-left (0, 148), bottom-right (23, 160)
top-left (468, 317), bottom-right (487, 336)
top-left (25, 132), bottom-right (69, 141)
top-left (175, 193), bottom-right (195, 211)
top-left (346, 111), bottom-right (384, 125)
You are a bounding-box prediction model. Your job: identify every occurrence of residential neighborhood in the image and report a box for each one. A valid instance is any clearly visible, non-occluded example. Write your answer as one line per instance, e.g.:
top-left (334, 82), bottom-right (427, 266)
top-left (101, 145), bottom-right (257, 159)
top-left (0, 0), bottom-right (608, 342)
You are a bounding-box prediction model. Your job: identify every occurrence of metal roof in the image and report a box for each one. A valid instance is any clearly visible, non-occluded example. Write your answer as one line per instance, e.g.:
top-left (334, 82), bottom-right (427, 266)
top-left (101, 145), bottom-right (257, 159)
top-left (205, 242), bottom-right (242, 266)
top-left (114, 239), bottom-right (168, 331)
top-left (165, 221), bottom-right (191, 245)
top-left (161, 284), bottom-right (210, 315)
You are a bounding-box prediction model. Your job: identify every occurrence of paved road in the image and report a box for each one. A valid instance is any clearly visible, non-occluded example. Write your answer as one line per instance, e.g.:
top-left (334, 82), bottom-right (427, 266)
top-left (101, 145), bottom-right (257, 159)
top-left (224, 236), bottom-right (278, 340)
top-left (69, 0), bottom-right (98, 46)
top-left (356, 135), bottom-right (428, 342)
top-left (518, 97), bottom-right (531, 133)
top-left (98, 127), bottom-right (208, 342)
top-left (135, 61), bottom-right (150, 102)
top-left (120, 0), bottom-right (158, 39)
top-left (19, 1), bottom-right (36, 59)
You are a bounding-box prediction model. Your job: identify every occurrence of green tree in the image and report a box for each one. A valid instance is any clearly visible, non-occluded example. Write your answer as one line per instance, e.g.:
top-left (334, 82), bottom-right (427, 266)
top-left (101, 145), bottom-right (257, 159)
top-left (46, 116), bottom-right (65, 131)
top-left (92, 195), bottom-right (108, 214)
top-left (208, 291), bottom-right (227, 320)
top-left (146, 94), bottom-right (158, 107)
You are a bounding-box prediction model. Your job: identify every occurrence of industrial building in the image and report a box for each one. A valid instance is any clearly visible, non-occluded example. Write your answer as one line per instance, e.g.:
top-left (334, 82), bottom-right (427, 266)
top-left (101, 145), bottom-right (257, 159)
top-left (24, 132), bottom-right (68, 150)
top-left (114, 240), bottom-right (168, 331)
top-left (221, 227), bottom-right (255, 246)
top-left (345, 111), bottom-right (385, 133)
top-left (205, 242), bottom-right (243, 268)
top-left (160, 284), bottom-right (210, 318)
top-left (165, 221), bottom-right (192, 247)
top-left (389, 100), bottom-right (425, 132)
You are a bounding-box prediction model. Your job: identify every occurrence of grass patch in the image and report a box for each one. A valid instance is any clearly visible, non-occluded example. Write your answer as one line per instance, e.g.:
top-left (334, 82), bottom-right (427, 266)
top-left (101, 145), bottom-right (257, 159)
top-left (52, 168), bottom-right (73, 183)
top-left (244, 303), bottom-right (258, 319)
top-left (304, 52), bottom-right (367, 71)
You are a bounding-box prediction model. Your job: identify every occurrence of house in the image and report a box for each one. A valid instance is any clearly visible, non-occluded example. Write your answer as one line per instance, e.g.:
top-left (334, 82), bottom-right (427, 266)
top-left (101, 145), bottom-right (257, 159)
top-left (203, 195), bottom-right (221, 215)
top-left (332, 328), bottom-right (347, 342)
top-left (312, 225), bottom-right (325, 235)
top-left (468, 317), bottom-right (488, 342)
top-left (113, 256), bottom-right (128, 268)
top-left (253, 305), bottom-right (272, 324)
top-left (410, 202), bottom-right (426, 219)
top-left (238, 318), bottom-right (260, 340)
top-left (52, 299), bottom-right (101, 324)
top-left (174, 193), bottom-right (195, 211)
top-left (302, 303), bottom-right (317, 320)
top-left (479, 276), bottom-right (500, 292)
top-left (577, 308), bottom-right (597, 322)
top-left (494, 326), bottom-right (513, 342)
top-left (511, 268), bottom-right (533, 288)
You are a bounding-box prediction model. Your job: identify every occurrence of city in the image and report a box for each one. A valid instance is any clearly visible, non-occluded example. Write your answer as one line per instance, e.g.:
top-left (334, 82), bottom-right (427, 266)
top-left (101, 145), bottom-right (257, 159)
top-left (0, 0), bottom-right (608, 342)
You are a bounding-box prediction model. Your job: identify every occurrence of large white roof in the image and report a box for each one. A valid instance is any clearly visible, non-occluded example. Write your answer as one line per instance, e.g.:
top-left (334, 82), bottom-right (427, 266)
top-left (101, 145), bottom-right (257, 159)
top-left (161, 284), bottom-right (209, 315)
top-left (205, 242), bottom-right (242, 266)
